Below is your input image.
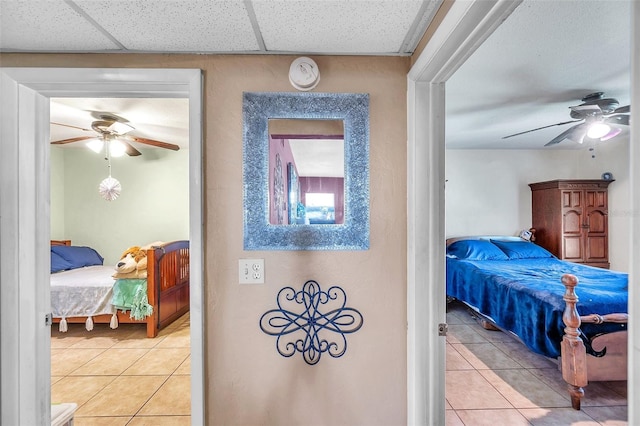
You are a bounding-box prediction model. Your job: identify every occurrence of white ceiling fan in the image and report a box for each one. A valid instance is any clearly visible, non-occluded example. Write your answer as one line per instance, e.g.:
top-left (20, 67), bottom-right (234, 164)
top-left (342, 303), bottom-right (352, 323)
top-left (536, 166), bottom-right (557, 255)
top-left (502, 92), bottom-right (630, 147)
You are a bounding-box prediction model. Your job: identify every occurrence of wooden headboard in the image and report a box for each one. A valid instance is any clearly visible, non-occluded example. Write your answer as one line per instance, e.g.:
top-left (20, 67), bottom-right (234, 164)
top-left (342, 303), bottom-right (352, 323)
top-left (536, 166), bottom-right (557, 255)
top-left (51, 240), bottom-right (71, 246)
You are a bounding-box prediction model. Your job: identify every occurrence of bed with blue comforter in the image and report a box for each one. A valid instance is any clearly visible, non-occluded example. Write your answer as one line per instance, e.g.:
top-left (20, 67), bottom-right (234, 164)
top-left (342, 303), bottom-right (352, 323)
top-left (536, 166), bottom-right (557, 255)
top-left (446, 237), bottom-right (628, 359)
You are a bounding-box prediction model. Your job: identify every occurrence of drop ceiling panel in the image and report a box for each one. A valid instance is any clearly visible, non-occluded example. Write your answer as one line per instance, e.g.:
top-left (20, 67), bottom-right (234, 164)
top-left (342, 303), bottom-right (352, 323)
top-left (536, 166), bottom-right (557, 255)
top-left (74, 0), bottom-right (259, 52)
top-left (252, 0), bottom-right (426, 53)
top-left (0, 0), bottom-right (120, 51)
top-left (0, 0), bottom-right (441, 54)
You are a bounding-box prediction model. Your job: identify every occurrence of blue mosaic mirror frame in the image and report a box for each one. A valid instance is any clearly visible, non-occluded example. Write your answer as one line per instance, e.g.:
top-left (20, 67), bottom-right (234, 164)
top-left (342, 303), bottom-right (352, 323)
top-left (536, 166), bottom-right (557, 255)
top-left (243, 92), bottom-right (369, 250)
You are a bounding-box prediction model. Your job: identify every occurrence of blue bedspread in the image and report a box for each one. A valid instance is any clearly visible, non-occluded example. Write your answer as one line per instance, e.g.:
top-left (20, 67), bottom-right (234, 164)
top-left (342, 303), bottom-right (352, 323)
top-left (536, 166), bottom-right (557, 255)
top-left (446, 257), bottom-right (628, 358)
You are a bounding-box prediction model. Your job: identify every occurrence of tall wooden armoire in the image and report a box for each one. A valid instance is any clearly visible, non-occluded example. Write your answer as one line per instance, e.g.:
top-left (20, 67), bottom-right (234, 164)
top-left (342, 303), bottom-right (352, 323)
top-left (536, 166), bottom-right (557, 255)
top-left (529, 179), bottom-right (613, 269)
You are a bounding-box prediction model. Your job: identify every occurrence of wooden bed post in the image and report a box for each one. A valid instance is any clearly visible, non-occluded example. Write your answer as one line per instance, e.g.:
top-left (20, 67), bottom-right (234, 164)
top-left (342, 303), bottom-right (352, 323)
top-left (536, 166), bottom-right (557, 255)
top-left (146, 246), bottom-right (159, 338)
top-left (561, 273), bottom-right (588, 410)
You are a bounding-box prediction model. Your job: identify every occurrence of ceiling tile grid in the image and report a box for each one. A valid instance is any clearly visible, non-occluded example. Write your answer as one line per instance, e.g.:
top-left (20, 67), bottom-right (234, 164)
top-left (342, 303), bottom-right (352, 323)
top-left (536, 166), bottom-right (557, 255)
top-left (0, 0), bottom-right (441, 55)
top-left (0, 0), bottom-right (120, 51)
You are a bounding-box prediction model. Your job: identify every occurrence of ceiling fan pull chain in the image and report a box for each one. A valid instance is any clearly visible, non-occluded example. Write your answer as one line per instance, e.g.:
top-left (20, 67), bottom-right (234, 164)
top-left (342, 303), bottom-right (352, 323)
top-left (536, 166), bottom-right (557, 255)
top-left (103, 137), bottom-right (109, 161)
top-left (106, 140), bottom-right (112, 176)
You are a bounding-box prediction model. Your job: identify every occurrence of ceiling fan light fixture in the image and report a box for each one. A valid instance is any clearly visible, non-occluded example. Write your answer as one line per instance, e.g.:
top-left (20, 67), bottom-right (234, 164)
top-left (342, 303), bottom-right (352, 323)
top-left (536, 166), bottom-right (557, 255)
top-left (86, 139), bottom-right (104, 153)
top-left (109, 140), bottom-right (127, 157)
top-left (600, 128), bottom-right (622, 142)
top-left (587, 122), bottom-right (611, 139)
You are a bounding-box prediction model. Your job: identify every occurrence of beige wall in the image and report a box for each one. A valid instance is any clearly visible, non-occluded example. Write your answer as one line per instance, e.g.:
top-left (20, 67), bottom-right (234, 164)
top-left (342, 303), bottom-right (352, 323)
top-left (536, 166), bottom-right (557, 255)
top-left (1, 53), bottom-right (410, 425)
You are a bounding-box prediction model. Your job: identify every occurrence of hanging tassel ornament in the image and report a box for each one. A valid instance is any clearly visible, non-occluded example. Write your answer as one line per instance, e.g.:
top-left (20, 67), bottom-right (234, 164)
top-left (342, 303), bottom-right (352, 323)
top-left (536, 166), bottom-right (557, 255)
top-left (99, 176), bottom-right (122, 201)
top-left (59, 317), bottom-right (68, 333)
top-left (98, 140), bottom-right (122, 201)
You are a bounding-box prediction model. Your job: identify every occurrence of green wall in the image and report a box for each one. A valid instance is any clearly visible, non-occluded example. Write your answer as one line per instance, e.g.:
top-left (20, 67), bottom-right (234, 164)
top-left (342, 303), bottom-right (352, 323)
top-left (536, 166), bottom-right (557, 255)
top-left (50, 147), bottom-right (66, 239)
top-left (50, 146), bottom-right (189, 265)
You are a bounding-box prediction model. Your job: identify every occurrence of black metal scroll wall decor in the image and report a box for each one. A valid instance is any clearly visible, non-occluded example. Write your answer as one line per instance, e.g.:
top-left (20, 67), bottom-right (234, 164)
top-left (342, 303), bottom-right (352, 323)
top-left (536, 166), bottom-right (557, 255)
top-left (259, 280), bottom-right (364, 365)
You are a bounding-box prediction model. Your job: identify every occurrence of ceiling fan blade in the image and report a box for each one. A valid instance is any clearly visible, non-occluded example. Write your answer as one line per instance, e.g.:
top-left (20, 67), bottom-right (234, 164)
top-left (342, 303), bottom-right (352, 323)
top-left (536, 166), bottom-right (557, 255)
top-left (51, 136), bottom-right (95, 145)
top-left (568, 125), bottom-right (588, 144)
top-left (128, 136), bottom-right (180, 151)
top-left (544, 123), bottom-right (587, 146)
top-left (51, 122), bottom-right (93, 132)
top-left (612, 105), bottom-right (630, 114)
top-left (604, 114), bottom-right (630, 126)
top-left (502, 119), bottom-right (582, 139)
top-left (120, 140), bottom-right (142, 156)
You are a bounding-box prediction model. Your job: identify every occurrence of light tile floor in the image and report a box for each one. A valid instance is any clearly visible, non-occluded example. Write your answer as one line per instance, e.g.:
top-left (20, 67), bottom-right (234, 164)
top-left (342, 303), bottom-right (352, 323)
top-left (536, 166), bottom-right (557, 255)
top-left (446, 301), bottom-right (627, 425)
top-left (51, 313), bottom-right (191, 425)
top-left (52, 306), bottom-right (625, 425)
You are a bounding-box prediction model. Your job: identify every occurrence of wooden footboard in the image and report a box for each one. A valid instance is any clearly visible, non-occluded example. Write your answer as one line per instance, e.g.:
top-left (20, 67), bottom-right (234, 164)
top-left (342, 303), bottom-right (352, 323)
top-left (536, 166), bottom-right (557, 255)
top-left (560, 273), bottom-right (628, 410)
top-left (146, 240), bottom-right (190, 337)
top-left (51, 239), bottom-right (190, 338)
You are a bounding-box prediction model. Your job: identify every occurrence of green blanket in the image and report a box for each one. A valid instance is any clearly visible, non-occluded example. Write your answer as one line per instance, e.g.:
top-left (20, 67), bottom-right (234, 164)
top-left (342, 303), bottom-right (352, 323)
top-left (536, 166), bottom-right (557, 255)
top-left (112, 279), bottom-right (153, 320)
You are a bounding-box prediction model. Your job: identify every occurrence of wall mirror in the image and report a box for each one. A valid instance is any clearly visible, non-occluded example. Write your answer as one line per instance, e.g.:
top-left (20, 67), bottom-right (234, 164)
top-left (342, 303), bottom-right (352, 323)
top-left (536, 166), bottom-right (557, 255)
top-left (243, 92), bottom-right (369, 250)
top-left (269, 119), bottom-right (344, 226)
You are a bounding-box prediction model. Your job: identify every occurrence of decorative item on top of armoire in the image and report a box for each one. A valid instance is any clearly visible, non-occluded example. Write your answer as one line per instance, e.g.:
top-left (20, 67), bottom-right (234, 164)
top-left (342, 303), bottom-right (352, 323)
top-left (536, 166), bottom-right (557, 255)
top-left (529, 179), bottom-right (613, 269)
top-left (602, 172), bottom-right (614, 181)
top-left (259, 280), bottom-right (363, 365)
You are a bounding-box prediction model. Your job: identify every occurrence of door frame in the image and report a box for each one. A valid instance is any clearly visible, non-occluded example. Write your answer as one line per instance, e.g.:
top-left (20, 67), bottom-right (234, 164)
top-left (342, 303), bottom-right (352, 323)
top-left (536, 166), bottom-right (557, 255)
top-left (407, 0), bottom-right (638, 424)
top-left (0, 67), bottom-right (204, 425)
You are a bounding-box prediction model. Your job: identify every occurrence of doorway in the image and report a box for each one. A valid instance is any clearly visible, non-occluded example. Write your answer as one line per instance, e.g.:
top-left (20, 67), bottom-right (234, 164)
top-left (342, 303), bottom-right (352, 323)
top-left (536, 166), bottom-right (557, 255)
top-left (0, 68), bottom-right (204, 425)
top-left (49, 96), bottom-right (192, 422)
top-left (407, 1), bottom-right (639, 424)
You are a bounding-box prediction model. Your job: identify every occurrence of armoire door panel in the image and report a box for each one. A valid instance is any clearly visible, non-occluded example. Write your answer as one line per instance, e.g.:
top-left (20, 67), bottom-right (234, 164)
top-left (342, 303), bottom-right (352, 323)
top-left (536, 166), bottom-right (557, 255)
top-left (585, 190), bottom-right (607, 208)
top-left (586, 236), bottom-right (608, 260)
top-left (562, 191), bottom-right (583, 208)
top-left (563, 236), bottom-right (583, 260)
top-left (587, 211), bottom-right (607, 233)
top-left (570, 191), bottom-right (582, 207)
top-left (563, 210), bottom-right (582, 234)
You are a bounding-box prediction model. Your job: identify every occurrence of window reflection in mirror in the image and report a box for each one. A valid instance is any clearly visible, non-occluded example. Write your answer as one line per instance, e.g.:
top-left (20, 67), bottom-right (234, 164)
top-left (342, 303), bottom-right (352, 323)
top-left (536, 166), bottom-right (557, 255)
top-left (268, 119), bottom-right (344, 225)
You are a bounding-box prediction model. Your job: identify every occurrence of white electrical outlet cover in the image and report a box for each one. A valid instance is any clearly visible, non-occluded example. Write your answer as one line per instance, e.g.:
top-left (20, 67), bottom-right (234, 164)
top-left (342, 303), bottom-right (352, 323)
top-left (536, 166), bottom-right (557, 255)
top-left (239, 259), bottom-right (264, 284)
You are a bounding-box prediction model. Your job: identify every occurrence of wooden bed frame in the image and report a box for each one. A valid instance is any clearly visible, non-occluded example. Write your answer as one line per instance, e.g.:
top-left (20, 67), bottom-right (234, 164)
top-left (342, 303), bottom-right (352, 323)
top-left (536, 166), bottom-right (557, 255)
top-left (560, 274), bottom-right (627, 409)
top-left (445, 236), bottom-right (628, 410)
top-left (51, 240), bottom-right (190, 337)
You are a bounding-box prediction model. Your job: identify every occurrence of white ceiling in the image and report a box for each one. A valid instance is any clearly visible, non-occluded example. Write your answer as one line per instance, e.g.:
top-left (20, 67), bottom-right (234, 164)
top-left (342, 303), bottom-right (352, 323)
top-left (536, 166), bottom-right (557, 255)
top-left (446, 0), bottom-right (632, 150)
top-left (289, 139), bottom-right (344, 178)
top-left (3, 0), bottom-right (632, 152)
top-left (0, 0), bottom-right (442, 55)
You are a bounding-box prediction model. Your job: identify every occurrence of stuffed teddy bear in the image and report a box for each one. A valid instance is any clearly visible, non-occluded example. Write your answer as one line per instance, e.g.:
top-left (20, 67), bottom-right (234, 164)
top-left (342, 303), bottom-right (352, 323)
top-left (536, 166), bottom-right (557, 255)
top-left (113, 246), bottom-right (148, 279)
